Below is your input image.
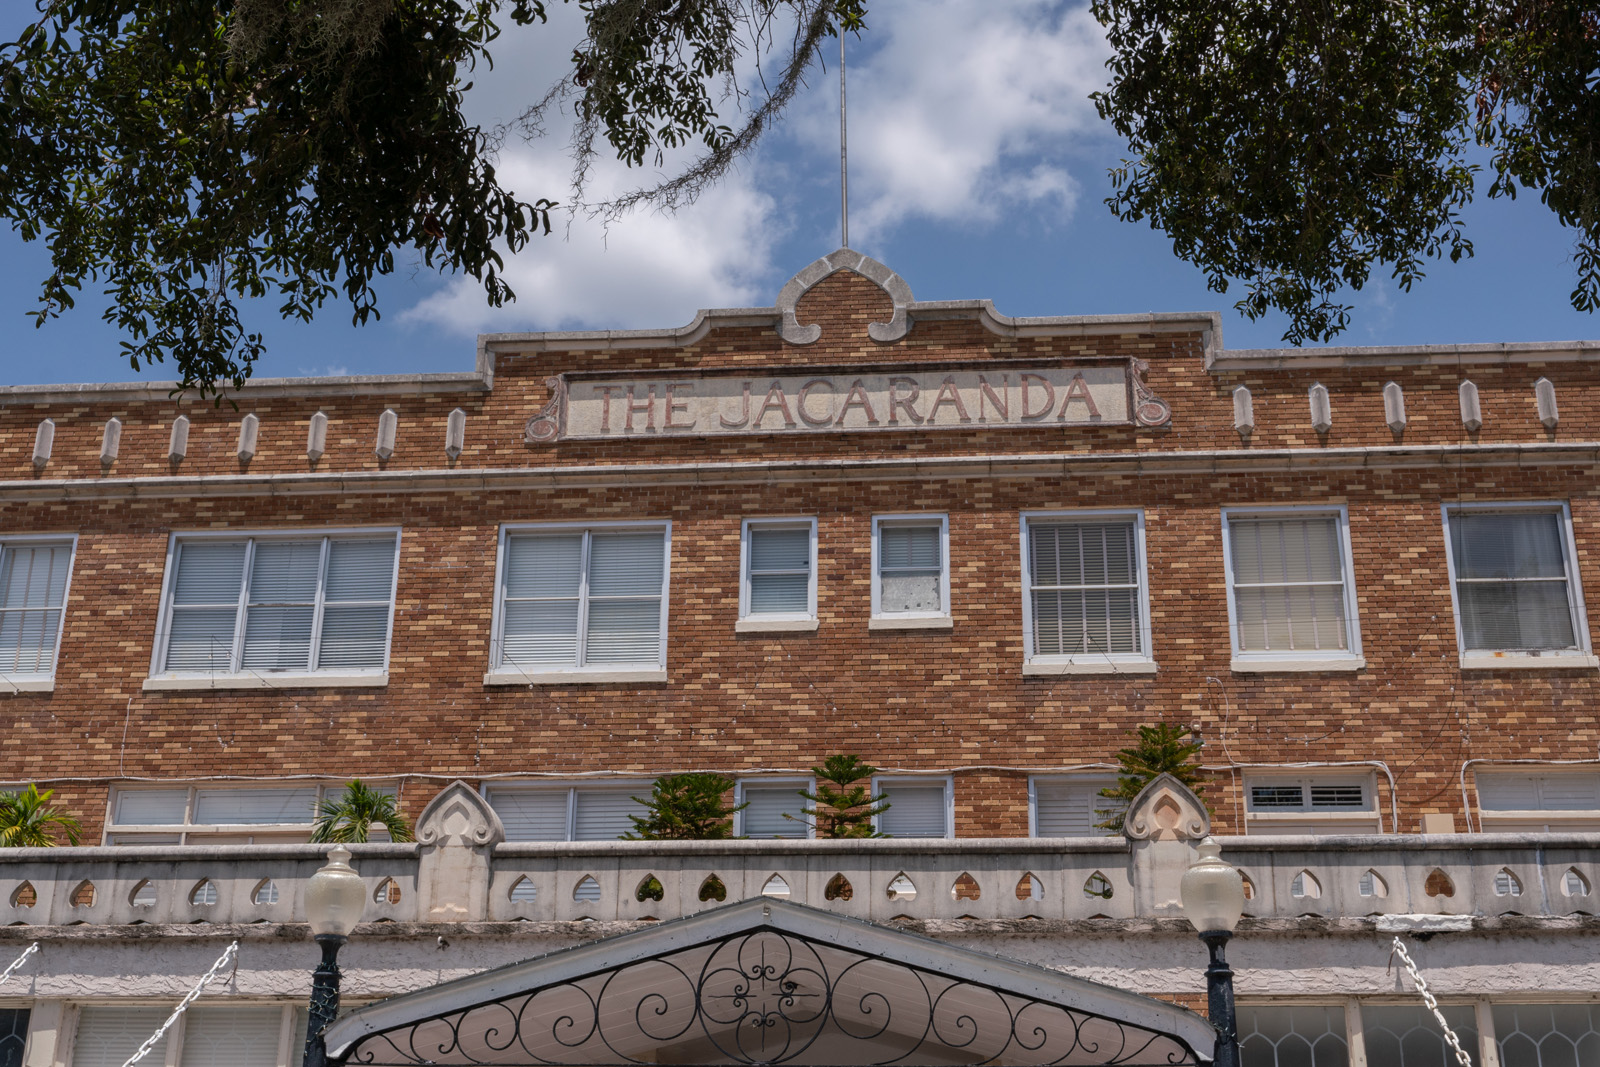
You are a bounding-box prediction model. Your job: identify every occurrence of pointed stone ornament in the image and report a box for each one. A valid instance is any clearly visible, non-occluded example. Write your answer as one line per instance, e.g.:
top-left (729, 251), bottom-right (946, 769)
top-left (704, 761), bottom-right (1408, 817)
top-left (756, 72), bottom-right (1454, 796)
top-left (415, 779), bottom-right (506, 848)
top-left (1232, 385), bottom-right (1254, 435)
top-left (168, 415), bottom-right (190, 461)
top-left (307, 411), bottom-right (328, 461)
top-left (1535, 377), bottom-right (1559, 428)
top-left (100, 418), bottom-right (122, 464)
top-left (31, 419), bottom-right (53, 469)
top-left (236, 413), bottom-right (259, 460)
top-left (1383, 381), bottom-right (1406, 432)
top-left (1123, 772), bottom-right (1210, 842)
top-left (445, 408), bottom-right (466, 459)
top-left (375, 408), bottom-right (398, 459)
top-left (1459, 380), bottom-right (1482, 431)
top-left (1308, 382), bottom-right (1332, 434)
top-left (775, 248), bottom-right (913, 345)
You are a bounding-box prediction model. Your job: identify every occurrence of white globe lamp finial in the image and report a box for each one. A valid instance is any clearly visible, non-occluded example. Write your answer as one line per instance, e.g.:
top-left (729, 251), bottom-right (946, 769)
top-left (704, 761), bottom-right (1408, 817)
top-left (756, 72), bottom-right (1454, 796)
top-left (1179, 836), bottom-right (1246, 936)
top-left (305, 845), bottom-right (367, 938)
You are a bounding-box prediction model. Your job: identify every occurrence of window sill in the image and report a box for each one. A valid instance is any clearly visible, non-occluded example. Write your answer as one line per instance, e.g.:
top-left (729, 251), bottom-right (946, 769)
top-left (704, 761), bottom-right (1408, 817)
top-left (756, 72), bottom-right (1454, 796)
top-left (482, 668), bottom-right (668, 686)
top-left (1023, 660), bottom-right (1158, 676)
top-left (1231, 656), bottom-right (1366, 673)
top-left (736, 617), bottom-right (819, 633)
top-left (143, 672), bottom-right (388, 691)
top-left (868, 616), bottom-right (953, 631)
top-left (0, 677), bottom-right (54, 693)
top-left (1459, 652), bottom-right (1600, 671)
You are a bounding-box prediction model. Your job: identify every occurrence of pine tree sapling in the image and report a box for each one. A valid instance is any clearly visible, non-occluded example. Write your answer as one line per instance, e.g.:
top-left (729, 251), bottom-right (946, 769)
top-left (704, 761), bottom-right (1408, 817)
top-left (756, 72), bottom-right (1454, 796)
top-left (793, 755), bottom-right (891, 838)
top-left (311, 780), bottom-right (414, 844)
top-left (625, 773), bottom-right (746, 840)
top-left (1096, 723), bottom-right (1209, 834)
top-left (0, 784), bottom-right (81, 847)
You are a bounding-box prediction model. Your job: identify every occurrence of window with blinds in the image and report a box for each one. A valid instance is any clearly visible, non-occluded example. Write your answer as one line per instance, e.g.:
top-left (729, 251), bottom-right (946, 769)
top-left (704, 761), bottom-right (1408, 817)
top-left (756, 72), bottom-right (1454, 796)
top-left (1024, 514), bottom-right (1149, 662)
top-left (177, 1005), bottom-right (286, 1067)
top-left (1477, 770), bottom-right (1600, 831)
top-left (70, 1007), bottom-right (171, 1067)
top-left (1031, 776), bottom-right (1119, 837)
top-left (0, 538), bottom-right (74, 680)
top-left (495, 525), bottom-right (669, 671)
top-left (1223, 510), bottom-right (1358, 660)
top-left (155, 532), bottom-right (398, 678)
top-left (1446, 506), bottom-right (1584, 653)
top-left (71, 1004), bottom-right (299, 1067)
top-left (1243, 775), bottom-right (1381, 834)
top-left (742, 520), bottom-right (816, 619)
top-left (875, 780), bottom-right (950, 838)
top-left (739, 781), bottom-right (811, 838)
top-left (106, 782), bottom-right (394, 844)
top-left (485, 785), bottom-right (645, 841)
top-left (872, 516), bottom-right (948, 618)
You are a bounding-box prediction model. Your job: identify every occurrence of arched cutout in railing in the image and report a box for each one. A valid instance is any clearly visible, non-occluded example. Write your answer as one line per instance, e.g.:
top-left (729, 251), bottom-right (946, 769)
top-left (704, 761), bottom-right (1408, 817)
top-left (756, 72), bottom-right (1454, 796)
top-left (1494, 868), bottom-right (1523, 897)
top-left (885, 873), bottom-right (917, 902)
top-left (697, 875), bottom-right (727, 903)
top-left (1083, 872), bottom-right (1114, 900)
top-left (1564, 868), bottom-right (1591, 897)
top-left (70, 880), bottom-right (96, 908)
top-left (189, 880), bottom-right (218, 907)
top-left (252, 879), bottom-right (279, 906)
top-left (824, 874), bottom-right (853, 901)
top-left (1358, 870), bottom-right (1388, 899)
top-left (573, 876), bottom-right (602, 903)
top-left (1015, 872), bottom-right (1044, 902)
top-left (1240, 873), bottom-right (1256, 901)
top-left (1424, 868), bottom-right (1455, 898)
top-left (636, 875), bottom-right (665, 903)
top-left (9, 883), bottom-right (36, 909)
top-left (761, 874), bottom-right (791, 899)
top-left (1290, 871), bottom-right (1322, 900)
top-left (951, 873), bottom-right (981, 902)
top-left (129, 881), bottom-right (157, 907)
top-left (508, 876), bottom-right (538, 903)
top-left (372, 878), bottom-right (402, 906)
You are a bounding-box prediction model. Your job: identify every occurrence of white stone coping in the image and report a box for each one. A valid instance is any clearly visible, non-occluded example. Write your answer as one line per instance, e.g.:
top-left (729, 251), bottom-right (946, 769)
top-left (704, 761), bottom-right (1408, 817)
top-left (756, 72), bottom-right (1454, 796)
top-left (141, 671), bottom-right (388, 690)
top-left (481, 668), bottom-right (668, 686)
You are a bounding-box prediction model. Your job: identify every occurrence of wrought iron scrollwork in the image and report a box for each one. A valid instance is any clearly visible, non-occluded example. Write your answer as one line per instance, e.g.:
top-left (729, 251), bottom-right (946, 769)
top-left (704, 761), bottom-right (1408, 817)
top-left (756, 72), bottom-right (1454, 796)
top-left (341, 929), bottom-right (1199, 1066)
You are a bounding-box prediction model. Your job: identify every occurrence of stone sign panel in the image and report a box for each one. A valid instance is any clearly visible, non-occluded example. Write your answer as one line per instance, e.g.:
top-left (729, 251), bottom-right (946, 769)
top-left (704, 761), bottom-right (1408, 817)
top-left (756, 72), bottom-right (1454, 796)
top-left (525, 359), bottom-right (1170, 442)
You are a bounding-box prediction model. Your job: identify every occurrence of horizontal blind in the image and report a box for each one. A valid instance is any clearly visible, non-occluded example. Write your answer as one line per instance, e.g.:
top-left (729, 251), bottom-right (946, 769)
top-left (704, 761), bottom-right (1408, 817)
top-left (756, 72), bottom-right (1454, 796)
top-left (177, 1006), bottom-right (284, 1067)
top-left (242, 540), bottom-right (320, 672)
top-left (165, 541), bottom-right (248, 671)
top-left (748, 526), bottom-right (811, 615)
top-left (742, 786), bottom-right (808, 838)
top-left (1479, 773), bottom-right (1600, 812)
top-left (584, 532), bottom-right (665, 666)
top-left (1029, 521), bottom-right (1140, 656)
top-left (488, 790), bottom-right (571, 841)
top-left (878, 783), bottom-right (947, 838)
top-left (1229, 516), bottom-right (1349, 652)
top-left (573, 789), bottom-right (640, 840)
top-left (1452, 511), bottom-right (1577, 650)
top-left (0, 541), bottom-right (72, 674)
top-left (194, 787), bottom-right (319, 825)
top-left (114, 788), bottom-right (189, 825)
top-left (1033, 778), bottom-right (1116, 836)
top-left (501, 534), bottom-right (583, 667)
top-left (70, 1006), bottom-right (170, 1067)
top-left (879, 524), bottom-right (942, 614)
top-left (318, 539), bottom-right (398, 670)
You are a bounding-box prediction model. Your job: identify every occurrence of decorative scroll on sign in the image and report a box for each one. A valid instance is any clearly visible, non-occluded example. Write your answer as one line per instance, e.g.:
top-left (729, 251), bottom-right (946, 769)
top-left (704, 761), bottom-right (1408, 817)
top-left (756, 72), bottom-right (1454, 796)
top-left (525, 358), bottom-right (1171, 442)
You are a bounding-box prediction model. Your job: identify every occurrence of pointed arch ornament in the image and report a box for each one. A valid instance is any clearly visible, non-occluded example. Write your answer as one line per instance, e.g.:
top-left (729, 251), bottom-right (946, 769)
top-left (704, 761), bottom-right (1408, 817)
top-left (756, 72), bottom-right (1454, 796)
top-left (775, 248), bottom-right (915, 345)
top-left (1122, 773), bottom-right (1210, 843)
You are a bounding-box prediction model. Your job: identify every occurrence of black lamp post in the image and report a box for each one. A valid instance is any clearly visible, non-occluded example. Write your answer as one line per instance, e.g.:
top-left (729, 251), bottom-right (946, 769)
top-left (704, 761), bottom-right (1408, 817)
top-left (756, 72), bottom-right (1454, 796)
top-left (1179, 837), bottom-right (1246, 1067)
top-left (302, 845), bottom-right (367, 1067)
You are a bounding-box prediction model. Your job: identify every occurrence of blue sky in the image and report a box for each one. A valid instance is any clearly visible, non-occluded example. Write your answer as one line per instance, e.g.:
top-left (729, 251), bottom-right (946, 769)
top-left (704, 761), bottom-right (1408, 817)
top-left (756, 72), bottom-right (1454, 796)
top-left (1, 0), bottom-right (1595, 386)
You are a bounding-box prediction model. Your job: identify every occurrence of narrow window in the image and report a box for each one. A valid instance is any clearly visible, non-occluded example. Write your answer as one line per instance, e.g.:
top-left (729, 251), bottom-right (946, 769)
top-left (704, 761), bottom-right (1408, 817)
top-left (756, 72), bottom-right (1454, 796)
top-left (1223, 509), bottom-right (1360, 665)
top-left (0, 539), bottom-right (74, 682)
top-left (872, 516), bottom-right (949, 622)
top-left (1476, 769), bottom-right (1600, 831)
top-left (741, 519), bottom-right (817, 622)
top-left (484, 784), bottom-right (646, 842)
top-left (1031, 776), bottom-right (1119, 837)
top-left (1243, 775), bottom-right (1380, 834)
top-left (1024, 513), bottom-right (1150, 664)
top-left (739, 780), bottom-right (812, 839)
top-left (1445, 505), bottom-right (1588, 658)
top-left (875, 778), bottom-right (951, 838)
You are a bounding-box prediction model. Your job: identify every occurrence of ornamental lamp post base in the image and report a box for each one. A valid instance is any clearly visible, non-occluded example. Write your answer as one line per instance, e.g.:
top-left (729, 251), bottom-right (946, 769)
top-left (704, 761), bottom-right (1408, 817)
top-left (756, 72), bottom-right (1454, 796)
top-left (303, 934), bottom-right (346, 1067)
top-left (1199, 931), bottom-right (1241, 1067)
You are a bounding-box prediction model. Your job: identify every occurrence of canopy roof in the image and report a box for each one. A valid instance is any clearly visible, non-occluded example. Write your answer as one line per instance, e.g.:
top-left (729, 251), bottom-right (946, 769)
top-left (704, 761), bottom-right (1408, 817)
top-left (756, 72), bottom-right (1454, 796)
top-left (327, 898), bottom-right (1212, 1066)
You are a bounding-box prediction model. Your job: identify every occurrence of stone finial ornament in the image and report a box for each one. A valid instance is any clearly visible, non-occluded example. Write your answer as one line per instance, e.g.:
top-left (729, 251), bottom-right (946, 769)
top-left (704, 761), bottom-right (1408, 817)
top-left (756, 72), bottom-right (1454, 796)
top-left (1383, 382), bottom-right (1406, 432)
top-left (445, 408), bottom-right (466, 459)
top-left (306, 411), bottom-right (328, 461)
top-left (1122, 772), bottom-right (1211, 843)
top-left (1232, 386), bottom-right (1254, 435)
top-left (415, 780), bottom-right (505, 849)
top-left (168, 415), bottom-right (190, 461)
top-left (1535, 377), bottom-right (1559, 429)
top-left (31, 420), bottom-right (54, 469)
top-left (1308, 382), bottom-right (1332, 434)
top-left (375, 408), bottom-right (398, 460)
top-left (236, 413), bottom-right (259, 461)
top-left (775, 248), bottom-right (913, 345)
top-left (1459, 380), bottom-right (1482, 431)
top-left (100, 418), bottom-right (122, 464)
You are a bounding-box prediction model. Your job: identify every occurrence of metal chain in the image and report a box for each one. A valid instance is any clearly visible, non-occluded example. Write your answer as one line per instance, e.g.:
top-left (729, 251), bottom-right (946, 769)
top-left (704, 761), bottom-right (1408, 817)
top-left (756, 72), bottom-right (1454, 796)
top-left (0, 942), bottom-right (38, 985)
top-left (119, 940), bottom-right (239, 1067)
top-left (1391, 936), bottom-right (1475, 1067)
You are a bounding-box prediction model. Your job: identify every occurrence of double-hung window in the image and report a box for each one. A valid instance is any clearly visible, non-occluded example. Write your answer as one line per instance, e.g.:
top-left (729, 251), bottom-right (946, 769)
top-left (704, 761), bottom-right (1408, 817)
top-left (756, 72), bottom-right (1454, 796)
top-left (1030, 775), bottom-right (1120, 837)
top-left (484, 783), bottom-right (645, 841)
top-left (737, 779), bottom-right (813, 838)
top-left (488, 523), bottom-right (671, 683)
top-left (1021, 511), bottom-right (1153, 673)
top-left (1243, 774), bottom-right (1382, 834)
top-left (1222, 507), bottom-right (1363, 671)
top-left (874, 777), bottom-right (952, 838)
top-left (0, 536), bottom-right (74, 690)
top-left (738, 518), bottom-right (817, 631)
top-left (1476, 769), bottom-right (1600, 832)
top-left (1443, 503), bottom-right (1593, 667)
top-left (71, 1003), bottom-right (308, 1067)
top-left (871, 515), bottom-right (950, 628)
top-left (149, 531), bottom-right (399, 688)
top-left (106, 781), bottom-right (399, 844)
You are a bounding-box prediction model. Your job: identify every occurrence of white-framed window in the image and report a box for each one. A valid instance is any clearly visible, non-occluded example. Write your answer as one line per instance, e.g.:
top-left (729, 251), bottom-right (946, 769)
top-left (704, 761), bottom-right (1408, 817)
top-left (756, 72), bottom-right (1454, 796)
top-left (70, 1003), bottom-right (307, 1067)
top-left (1029, 774), bottom-right (1119, 837)
top-left (1442, 502), bottom-right (1594, 668)
top-left (147, 529), bottom-right (399, 689)
top-left (1476, 768), bottom-right (1600, 831)
top-left (1020, 511), bottom-right (1154, 673)
top-left (736, 778), bottom-right (814, 839)
top-left (873, 777), bottom-right (952, 839)
top-left (1221, 507), bottom-right (1363, 671)
top-left (738, 518), bottom-right (818, 630)
top-left (483, 782), bottom-right (648, 841)
top-left (0, 535), bottom-right (75, 690)
top-left (487, 522), bottom-right (671, 683)
top-left (1242, 773), bottom-right (1382, 835)
top-left (870, 514), bottom-right (950, 628)
top-left (104, 781), bottom-right (399, 845)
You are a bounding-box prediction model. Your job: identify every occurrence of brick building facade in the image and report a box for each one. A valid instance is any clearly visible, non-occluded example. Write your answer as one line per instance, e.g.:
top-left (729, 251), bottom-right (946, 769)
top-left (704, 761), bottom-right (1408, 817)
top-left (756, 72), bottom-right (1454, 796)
top-left (0, 250), bottom-right (1596, 1066)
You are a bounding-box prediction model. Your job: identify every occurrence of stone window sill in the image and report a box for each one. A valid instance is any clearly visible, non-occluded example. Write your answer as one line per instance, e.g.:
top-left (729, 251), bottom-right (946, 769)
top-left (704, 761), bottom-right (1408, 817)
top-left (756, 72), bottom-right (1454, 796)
top-left (868, 616), bottom-right (953, 631)
top-left (736, 617), bottom-right (819, 633)
top-left (0, 677), bottom-right (55, 693)
top-left (143, 672), bottom-right (388, 691)
top-left (1231, 656), bottom-right (1366, 673)
top-left (1459, 652), bottom-right (1600, 671)
top-left (1022, 660), bottom-right (1158, 676)
top-left (482, 668), bottom-right (668, 686)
